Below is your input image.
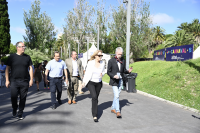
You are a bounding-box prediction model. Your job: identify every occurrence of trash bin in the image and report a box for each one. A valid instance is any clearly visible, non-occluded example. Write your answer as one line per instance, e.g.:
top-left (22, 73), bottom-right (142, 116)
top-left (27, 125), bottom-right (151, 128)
top-left (126, 73), bottom-right (137, 93)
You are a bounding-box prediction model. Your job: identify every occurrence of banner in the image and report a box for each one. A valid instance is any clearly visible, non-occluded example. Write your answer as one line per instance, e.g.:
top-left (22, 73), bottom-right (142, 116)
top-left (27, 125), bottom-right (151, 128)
top-left (78, 53), bottom-right (83, 58)
top-left (153, 49), bottom-right (165, 61)
top-left (166, 44), bottom-right (193, 61)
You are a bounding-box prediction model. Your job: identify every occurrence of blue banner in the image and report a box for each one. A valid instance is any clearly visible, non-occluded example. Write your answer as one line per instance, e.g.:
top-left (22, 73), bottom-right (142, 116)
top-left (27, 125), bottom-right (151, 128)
top-left (78, 53), bottom-right (83, 58)
top-left (153, 49), bottom-right (165, 61)
top-left (166, 44), bottom-right (193, 61)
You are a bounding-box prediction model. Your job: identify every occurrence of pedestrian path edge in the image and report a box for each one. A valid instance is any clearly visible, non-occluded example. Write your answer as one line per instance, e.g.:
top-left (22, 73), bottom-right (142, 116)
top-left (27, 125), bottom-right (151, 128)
top-left (102, 81), bottom-right (200, 114)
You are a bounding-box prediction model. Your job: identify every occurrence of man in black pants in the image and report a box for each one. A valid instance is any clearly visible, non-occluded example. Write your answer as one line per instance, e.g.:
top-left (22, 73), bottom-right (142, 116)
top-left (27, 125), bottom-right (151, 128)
top-left (42, 60), bottom-right (49, 89)
top-left (5, 41), bottom-right (33, 120)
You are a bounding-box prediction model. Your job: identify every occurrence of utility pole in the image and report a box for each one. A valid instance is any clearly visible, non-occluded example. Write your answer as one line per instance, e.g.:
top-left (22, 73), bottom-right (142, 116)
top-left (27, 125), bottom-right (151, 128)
top-left (123, 0), bottom-right (131, 70)
top-left (97, 25), bottom-right (99, 50)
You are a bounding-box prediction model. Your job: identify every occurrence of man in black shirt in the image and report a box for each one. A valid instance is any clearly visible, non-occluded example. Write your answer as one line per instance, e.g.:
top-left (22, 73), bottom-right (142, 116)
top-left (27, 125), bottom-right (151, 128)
top-left (5, 41), bottom-right (33, 120)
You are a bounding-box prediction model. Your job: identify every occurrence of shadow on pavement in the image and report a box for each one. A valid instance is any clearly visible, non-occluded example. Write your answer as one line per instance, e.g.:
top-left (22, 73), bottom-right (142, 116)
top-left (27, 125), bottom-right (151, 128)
top-left (97, 99), bottom-right (133, 119)
top-left (192, 115), bottom-right (200, 120)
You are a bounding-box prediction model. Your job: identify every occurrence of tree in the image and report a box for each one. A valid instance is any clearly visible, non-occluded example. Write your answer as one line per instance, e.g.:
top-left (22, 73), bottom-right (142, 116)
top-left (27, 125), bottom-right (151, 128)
top-left (164, 30), bottom-right (196, 48)
top-left (23, 0), bottom-right (56, 52)
top-left (178, 19), bottom-right (200, 44)
top-left (0, 0), bottom-right (11, 62)
top-left (63, 0), bottom-right (95, 54)
top-left (152, 26), bottom-right (165, 47)
top-left (24, 48), bottom-right (50, 66)
top-left (9, 43), bottom-right (16, 54)
top-left (109, 0), bottom-right (154, 62)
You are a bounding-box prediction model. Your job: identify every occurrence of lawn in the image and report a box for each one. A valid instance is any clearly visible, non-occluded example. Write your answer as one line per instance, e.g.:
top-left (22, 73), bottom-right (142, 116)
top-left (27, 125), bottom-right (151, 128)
top-left (102, 58), bottom-right (200, 111)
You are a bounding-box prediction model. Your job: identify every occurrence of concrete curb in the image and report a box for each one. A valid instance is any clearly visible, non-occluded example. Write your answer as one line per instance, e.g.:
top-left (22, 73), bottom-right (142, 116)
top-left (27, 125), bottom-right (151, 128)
top-left (102, 81), bottom-right (199, 114)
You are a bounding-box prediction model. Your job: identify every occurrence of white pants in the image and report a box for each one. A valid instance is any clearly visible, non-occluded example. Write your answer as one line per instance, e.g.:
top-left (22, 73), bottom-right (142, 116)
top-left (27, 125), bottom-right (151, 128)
top-left (0, 73), bottom-right (5, 87)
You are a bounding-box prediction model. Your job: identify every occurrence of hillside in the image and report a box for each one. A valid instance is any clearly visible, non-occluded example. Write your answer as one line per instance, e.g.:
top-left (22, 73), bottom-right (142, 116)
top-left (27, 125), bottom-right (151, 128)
top-left (102, 58), bottom-right (200, 111)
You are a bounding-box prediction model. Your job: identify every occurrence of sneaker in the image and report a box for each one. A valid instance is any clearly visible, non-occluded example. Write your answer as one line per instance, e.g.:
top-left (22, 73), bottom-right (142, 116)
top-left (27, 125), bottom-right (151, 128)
top-left (12, 110), bottom-right (17, 117)
top-left (18, 115), bottom-right (24, 120)
top-left (44, 87), bottom-right (46, 89)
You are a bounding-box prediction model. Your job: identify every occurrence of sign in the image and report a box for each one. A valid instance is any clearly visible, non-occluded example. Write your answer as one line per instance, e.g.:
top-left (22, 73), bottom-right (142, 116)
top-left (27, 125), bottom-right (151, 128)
top-left (166, 44), bottom-right (193, 61)
top-left (153, 49), bottom-right (165, 61)
top-left (78, 53), bottom-right (83, 58)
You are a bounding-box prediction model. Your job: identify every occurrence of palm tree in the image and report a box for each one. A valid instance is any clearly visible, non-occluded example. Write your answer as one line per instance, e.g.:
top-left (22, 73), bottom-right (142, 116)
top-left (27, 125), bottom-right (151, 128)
top-left (189, 19), bottom-right (200, 44)
top-left (153, 26), bottom-right (165, 47)
top-left (164, 30), bottom-right (195, 47)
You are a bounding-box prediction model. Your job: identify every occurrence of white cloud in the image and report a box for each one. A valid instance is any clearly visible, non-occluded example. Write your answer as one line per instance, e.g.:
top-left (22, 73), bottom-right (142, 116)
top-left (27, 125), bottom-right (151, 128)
top-left (11, 27), bottom-right (26, 34)
top-left (152, 13), bottom-right (175, 25)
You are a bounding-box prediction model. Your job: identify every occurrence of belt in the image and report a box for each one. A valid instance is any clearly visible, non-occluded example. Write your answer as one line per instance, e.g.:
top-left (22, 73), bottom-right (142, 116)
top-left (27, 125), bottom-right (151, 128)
top-left (50, 77), bottom-right (62, 79)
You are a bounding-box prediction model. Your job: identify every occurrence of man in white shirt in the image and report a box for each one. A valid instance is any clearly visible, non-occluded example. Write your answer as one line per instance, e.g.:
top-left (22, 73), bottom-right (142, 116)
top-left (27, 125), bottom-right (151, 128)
top-left (65, 51), bottom-right (83, 104)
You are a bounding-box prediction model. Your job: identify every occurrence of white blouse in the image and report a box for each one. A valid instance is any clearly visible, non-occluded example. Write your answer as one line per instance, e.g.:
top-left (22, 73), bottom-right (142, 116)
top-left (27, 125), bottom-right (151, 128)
top-left (83, 60), bottom-right (105, 87)
top-left (90, 67), bottom-right (102, 83)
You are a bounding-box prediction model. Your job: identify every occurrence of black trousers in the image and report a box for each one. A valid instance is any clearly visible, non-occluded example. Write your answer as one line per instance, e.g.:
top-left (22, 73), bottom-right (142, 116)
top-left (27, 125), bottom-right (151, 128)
top-left (10, 80), bottom-right (29, 115)
top-left (44, 74), bottom-right (50, 87)
top-left (49, 77), bottom-right (62, 105)
top-left (87, 81), bottom-right (102, 117)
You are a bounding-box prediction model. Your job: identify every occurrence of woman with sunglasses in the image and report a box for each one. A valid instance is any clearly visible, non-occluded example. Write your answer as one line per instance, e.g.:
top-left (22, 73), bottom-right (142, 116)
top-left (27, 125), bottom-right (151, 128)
top-left (82, 50), bottom-right (105, 122)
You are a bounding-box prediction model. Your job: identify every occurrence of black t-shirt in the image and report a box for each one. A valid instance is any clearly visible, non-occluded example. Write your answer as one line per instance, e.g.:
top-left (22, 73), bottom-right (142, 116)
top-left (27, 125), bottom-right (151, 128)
top-left (7, 53), bottom-right (33, 81)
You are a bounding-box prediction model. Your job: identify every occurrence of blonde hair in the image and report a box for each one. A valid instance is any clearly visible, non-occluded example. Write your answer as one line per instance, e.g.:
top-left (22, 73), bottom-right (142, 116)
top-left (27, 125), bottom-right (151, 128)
top-left (89, 50), bottom-right (103, 61)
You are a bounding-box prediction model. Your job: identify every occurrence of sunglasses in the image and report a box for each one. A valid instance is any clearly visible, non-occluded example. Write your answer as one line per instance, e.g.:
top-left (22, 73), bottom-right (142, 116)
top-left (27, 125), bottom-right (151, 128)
top-left (97, 55), bottom-right (103, 57)
top-left (18, 46), bottom-right (26, 48)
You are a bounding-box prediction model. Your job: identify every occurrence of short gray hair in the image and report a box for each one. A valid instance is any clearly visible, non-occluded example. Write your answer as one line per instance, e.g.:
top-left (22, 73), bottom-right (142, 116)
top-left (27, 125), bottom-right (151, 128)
top-left (16, 41), bottom-right (23, 47)
top-left (115, 47), bottom-right (123, 53)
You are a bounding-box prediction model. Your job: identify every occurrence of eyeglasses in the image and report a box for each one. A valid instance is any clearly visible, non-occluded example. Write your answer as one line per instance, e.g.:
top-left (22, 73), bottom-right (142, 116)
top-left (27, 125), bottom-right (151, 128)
top-left (97, 55), bottom-right (103, 57)
top-left (18, 46), bottom-right (26, 48)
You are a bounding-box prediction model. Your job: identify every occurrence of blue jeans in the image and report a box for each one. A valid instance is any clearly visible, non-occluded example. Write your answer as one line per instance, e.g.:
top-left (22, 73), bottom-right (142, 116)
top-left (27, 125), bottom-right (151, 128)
top-left (111, 79), bottom-right (123, 112)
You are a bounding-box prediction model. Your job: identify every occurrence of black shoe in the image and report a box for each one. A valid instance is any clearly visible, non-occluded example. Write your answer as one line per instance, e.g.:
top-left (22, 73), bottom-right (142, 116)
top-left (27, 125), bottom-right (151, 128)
top-left (58, 100), bottom-right (62, 105)
top-left (18, 115), bottom-right (24, 120)
top-left (52, 104), bottom-right (56, 110)
top-left (12, 110), bottom-right (17, 117)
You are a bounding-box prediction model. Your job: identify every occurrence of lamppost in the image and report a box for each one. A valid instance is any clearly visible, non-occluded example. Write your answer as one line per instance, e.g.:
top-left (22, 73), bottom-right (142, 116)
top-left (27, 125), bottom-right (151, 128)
top-left (87, 37), bottom-right (89, 61)
top-left (123, 0), bottom-right (131, 70)
top-left (97, 25), bottom-right (99, 50)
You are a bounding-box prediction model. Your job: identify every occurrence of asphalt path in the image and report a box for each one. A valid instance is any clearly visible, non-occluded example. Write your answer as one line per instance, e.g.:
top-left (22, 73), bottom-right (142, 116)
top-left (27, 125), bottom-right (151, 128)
top-left (0, 81), bottom-right (200, 133)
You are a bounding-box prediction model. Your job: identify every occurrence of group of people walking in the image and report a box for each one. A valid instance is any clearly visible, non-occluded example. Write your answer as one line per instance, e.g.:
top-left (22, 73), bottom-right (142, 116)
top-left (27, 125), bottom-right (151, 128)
top-left (4, 41), bottom-right (133, 122)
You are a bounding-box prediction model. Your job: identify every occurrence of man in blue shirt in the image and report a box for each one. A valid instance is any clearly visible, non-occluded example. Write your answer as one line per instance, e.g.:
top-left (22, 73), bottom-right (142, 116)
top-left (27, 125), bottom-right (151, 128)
top-left (0, 61), bottom-right (6, 87)
top-left (45, 51), bottom-right (68, 109)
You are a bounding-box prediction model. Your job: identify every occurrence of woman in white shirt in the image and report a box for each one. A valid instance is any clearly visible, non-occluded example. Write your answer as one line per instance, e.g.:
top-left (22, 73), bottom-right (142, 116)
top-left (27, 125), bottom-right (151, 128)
top-left (82, 50), bottom-right (105, 122)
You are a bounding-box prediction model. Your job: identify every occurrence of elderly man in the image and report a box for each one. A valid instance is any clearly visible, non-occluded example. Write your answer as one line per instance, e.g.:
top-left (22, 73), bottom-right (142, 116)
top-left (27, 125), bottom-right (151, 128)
top-left (45, 51), bottom-right (68, 109)
top-left (0, 61), bottom-right (6, 87)
top-left (65, 51), bottom-right (83, 104)
top-left (5, 41), bottom-right (33, 120)
top-left (107, 47), bottom-right (133, 118)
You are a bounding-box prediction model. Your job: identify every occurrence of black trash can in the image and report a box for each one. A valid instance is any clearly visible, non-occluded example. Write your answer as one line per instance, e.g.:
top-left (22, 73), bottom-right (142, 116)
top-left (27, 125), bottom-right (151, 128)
top-left (122, 74), bottom-right (128, 91)
top-left (126, 73), bottom-right (137, 93)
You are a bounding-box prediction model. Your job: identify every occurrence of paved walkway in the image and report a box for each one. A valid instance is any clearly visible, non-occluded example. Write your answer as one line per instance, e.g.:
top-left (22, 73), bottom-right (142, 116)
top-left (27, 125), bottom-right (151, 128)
top-left (0, 81), bottom-right (200, 133)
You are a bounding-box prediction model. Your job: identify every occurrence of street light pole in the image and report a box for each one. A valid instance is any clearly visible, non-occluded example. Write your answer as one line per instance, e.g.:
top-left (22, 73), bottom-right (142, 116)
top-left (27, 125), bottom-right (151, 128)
top-left (68, 43), bottom-right (70, 58)
top-left (87, 37), bottom-right (89, 61)
top-left (60, 46), bottom-right (62, 58)
top-left (123, 0), bottom-right (131, 70)
top-left (78, 42), bottom-right (80, 54)
top-left (97, 25), bottom-right (99, 50)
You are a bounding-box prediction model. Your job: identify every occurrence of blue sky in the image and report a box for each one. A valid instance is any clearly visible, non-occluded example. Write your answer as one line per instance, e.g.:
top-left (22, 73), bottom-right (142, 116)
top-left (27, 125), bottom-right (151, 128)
top-left (7, 0), bottom-right (200, 45)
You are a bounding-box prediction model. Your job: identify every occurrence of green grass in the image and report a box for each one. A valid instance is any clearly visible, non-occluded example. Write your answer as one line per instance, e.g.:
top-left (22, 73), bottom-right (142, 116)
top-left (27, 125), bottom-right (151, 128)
top-left (102, 58), bottom-right (200, 111)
